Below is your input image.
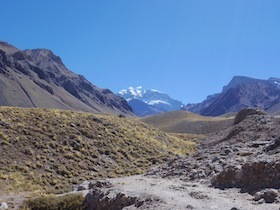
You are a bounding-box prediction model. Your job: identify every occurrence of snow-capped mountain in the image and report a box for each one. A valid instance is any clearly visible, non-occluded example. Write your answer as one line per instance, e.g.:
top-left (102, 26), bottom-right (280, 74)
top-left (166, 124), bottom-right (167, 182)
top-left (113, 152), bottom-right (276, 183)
top-left (118, 86), bottom-right (183, 116)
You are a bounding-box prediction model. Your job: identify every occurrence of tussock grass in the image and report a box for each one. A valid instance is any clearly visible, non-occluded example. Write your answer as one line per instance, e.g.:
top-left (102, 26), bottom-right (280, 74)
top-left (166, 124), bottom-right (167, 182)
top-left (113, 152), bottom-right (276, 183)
top-left (0, 107), bottom-right (196, 194)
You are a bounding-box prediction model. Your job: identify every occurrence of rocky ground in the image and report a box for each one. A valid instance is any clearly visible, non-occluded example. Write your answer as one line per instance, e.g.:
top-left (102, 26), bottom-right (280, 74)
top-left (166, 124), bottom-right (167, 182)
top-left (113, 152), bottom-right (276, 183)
top-left (149, 108), bottom-right (280, 193)
top-left (2, 108), bottom-right (280, 209)
top-left (81, 108), bottom-right (280, 209)
top-left (76, 175), bottom-right (280, 210)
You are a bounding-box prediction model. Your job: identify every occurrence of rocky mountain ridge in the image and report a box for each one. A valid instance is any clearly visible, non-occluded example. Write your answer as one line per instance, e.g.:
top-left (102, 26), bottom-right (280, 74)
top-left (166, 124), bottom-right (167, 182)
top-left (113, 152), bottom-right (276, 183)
top-left (185, 76), bottom-right (280, 116)
top-left (0, 41), bottom-right (132, 115)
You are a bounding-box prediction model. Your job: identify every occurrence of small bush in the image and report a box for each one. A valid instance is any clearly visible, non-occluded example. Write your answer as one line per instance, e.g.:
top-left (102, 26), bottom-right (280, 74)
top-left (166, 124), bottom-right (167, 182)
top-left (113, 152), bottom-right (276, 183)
top-left (20, 193), bottom-right (84, 210)
top-left (24, 148), bottom-right (34, 156)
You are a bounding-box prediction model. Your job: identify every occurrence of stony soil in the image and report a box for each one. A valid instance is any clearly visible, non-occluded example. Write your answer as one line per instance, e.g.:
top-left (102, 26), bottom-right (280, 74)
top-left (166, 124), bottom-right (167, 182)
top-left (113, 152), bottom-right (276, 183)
top-left (2, 108), bottom-right (280, 210)
top-left (78, 175), bottom-right (280, 210)
top-left (82, 108), bottom-right (280, 209)
top-left (149, 108), bottom-right (280, 193)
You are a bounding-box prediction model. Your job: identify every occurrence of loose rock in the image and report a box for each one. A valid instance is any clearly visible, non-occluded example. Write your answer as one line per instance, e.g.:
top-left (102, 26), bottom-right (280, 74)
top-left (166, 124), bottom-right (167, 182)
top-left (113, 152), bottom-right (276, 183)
top-left (0, 202), bottom-right (8, 210)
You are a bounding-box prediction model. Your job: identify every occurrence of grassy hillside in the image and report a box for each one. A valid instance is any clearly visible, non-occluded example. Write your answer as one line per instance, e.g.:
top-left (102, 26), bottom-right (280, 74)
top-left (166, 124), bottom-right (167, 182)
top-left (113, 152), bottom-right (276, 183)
top-left (141, 110), bottom-right (234, 134)
top-left (0, 107), bottom-right (196, 195)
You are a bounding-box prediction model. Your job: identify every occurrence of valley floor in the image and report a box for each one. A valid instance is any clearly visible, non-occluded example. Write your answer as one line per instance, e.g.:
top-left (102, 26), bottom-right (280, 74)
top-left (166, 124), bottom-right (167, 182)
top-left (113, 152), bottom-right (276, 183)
top-left (79, 175), bottom-right (280, 210)
top-left (2, 172), bottom-right (280, 210)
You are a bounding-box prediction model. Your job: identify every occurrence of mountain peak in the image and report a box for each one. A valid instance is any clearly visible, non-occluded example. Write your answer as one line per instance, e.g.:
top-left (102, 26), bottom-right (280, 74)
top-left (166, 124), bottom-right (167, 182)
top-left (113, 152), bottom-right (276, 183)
top-left (0, 40), bottom-right (133, 116)
top-left (222, 76), bottom-right (266, 92)
top-left (0, 41), bottom-right (20, 55)
top-left (118, 87), bottom-right (183, 116)
top-left (185, 76), bottom-right (280, 116)
top-left (24, 49), bottom-right (65, 68)
top-left (119, 86), bottom-right (162, 98)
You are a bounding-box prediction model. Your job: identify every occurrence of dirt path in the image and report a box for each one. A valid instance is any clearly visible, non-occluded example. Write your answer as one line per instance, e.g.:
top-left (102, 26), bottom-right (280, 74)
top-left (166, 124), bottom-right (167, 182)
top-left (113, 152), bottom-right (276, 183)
top-left (91, 175), bottom-right (280, 210)
top-left (2, 174), bottom-right (280, 209)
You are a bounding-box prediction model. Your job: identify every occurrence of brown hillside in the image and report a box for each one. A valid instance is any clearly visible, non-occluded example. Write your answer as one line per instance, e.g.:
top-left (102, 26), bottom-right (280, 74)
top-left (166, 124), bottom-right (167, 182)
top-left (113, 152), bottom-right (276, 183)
top-left (141, 110), bottom-right (234, 134)
top-left (0, 41), bottom-right (132, 115)
top-left (0, 107), bottom-right (195, 195)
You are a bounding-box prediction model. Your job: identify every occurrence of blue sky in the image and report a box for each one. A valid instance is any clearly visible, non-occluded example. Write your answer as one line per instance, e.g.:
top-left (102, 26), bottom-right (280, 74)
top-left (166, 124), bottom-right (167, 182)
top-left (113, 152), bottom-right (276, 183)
top-left (1, 0), bottom-right (280, 103)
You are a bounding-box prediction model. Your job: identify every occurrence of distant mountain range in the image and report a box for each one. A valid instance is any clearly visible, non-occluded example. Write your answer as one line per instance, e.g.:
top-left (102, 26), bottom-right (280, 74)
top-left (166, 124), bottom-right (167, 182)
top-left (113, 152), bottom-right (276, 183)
top-left (118, 76), bottom-right (280, 117)
top-left (2, 40), bottom-right (279, 118)
top-left (0, 41), bottom-right (133, 115)
top-left (118, 86), bottom-right (183, 116)
top-left (184, 76), bottom-right (280, 116)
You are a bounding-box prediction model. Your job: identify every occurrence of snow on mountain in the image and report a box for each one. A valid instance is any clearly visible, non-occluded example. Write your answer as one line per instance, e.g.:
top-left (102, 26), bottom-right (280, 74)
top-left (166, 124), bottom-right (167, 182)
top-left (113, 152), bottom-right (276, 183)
top-left (118, 86), bottom-right (183, 116)
top-left (269, 78), bottom-right (280, 89)
top-left (119, 86), bottom-right (161, 99)
top-left (148, 100), bottom-right (170, 106)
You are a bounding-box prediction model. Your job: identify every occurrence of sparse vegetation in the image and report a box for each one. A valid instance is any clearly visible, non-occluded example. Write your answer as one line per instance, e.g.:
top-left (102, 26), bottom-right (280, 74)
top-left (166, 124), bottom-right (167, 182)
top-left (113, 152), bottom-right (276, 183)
top-left (20, 193), bottom-right (84, 210)
top-left (142, 110), bottom-right (234, 134)
top-left (0, 107), bottom-right (197, 195)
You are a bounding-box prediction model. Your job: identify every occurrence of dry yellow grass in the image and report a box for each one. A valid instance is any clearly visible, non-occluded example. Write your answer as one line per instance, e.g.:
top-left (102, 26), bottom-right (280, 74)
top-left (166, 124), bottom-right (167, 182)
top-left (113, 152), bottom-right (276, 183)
top-left (141, 110), bottom-right (234, 134)
top-left (0, 107), bottom-right (196, 194)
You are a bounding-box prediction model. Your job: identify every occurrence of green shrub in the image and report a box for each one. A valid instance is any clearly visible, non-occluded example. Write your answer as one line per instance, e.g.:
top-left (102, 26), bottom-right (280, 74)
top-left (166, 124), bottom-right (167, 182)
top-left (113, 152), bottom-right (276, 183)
top-left (20, 193), bottom-right (84, 210)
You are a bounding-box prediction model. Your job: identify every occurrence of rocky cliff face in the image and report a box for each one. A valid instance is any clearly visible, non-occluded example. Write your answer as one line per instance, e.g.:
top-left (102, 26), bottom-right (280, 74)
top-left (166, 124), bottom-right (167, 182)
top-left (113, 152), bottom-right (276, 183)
top-left (0, 41), bottom-right (132, 115)
top-left (184, 76), bottom-right (280, 116)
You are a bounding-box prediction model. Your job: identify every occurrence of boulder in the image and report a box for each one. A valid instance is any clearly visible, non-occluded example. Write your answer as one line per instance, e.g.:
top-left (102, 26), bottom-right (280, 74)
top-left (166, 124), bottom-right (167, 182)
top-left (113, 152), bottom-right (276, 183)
top-left (83, 188), bottom-right (138, 210)
top-left (211, 160), bottom-right (280, 193)
top-left (253, 189), bottom-right (279, 203)
top-left (0, 202), bottom-right (8, 210)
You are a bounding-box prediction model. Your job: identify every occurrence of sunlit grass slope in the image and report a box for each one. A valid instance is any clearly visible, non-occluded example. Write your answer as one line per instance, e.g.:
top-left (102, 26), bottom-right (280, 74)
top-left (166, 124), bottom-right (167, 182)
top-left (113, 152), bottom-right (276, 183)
top-left (142, 110), bottom-right (234, 134)
top-left (0, 107), bottom-right (195, 194)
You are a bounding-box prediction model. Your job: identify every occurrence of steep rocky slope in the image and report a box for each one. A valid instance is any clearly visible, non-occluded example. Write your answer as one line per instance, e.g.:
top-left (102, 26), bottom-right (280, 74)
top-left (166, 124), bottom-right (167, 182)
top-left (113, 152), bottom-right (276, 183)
top-left (0, 41), bottom-right (132, 115)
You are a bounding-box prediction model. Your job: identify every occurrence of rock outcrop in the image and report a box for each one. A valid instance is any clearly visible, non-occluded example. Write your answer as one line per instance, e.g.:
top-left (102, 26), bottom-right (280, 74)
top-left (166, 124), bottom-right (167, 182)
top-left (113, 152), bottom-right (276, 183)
top-left (79, 108), bottom-right (280, 209)
top-left (79, 180), bottom-right (157, 210)
top-left (148, 108), bottom-right (280, 196)
top-left (253, 189), bottom-right (280, 203)
top-left (84, 189), bottom-right (138, 210)
top-left (233, 108), bottom-right (267, 124)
